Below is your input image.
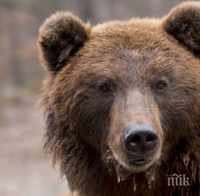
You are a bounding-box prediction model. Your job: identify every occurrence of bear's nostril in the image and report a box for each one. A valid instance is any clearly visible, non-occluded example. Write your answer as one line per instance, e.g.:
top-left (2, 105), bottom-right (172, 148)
top-left (130, 135), bottom-right (140, 144)
top-left (146, 133), bottom-right (157, 142)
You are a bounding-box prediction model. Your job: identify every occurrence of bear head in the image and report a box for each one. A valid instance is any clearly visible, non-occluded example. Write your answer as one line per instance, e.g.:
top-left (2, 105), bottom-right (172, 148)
top-left (38, 1), bottom-right (200, 195)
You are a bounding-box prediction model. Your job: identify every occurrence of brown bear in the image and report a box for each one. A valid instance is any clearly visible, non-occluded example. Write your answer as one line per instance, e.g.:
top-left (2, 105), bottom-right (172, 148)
top-left (38, 1), bottom-right (200, 196)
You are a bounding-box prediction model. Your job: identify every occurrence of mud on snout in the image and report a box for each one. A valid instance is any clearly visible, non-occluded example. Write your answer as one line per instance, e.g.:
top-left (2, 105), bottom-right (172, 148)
top-left (108, 90), bottom-right (163, 174)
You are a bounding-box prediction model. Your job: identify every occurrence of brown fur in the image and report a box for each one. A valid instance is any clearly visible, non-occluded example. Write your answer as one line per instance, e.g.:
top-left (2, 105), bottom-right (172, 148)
top-left (38, 2), bottom-right (200, 196)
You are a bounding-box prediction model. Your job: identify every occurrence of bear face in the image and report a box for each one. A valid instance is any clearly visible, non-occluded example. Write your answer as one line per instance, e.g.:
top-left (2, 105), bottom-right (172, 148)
top-left (38, 2), bottom-right (200, 196)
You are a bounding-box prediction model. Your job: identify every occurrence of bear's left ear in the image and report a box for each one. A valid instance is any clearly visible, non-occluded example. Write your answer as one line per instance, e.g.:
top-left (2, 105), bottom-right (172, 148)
top-left (162, 2), bottom-right (200, 53)
top-left (38, 12), bottom-right (91, 72)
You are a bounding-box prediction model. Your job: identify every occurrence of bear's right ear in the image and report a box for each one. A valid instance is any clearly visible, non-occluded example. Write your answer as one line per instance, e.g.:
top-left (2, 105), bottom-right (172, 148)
top-left (38, 12), bottom-right (91, 72)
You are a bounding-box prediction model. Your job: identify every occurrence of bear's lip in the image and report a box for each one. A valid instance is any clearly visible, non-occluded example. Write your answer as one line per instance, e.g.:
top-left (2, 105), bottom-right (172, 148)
top-left (129, 158), bottom-right (149, 167)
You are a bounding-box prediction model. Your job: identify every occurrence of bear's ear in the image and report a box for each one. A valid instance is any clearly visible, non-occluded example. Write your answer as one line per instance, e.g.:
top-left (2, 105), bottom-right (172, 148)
top-left (38, 12), bottom-right (91, 72)
top-left (162, 2), bottom-right (200, 53)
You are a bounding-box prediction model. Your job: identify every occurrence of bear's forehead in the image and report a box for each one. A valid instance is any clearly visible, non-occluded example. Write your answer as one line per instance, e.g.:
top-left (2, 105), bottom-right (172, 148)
top-left (75, 26), bottom-right (181, 74)
top-left (83, 20), bottom-right (181, 63)
top-left (91, 19), bottom-right (164, 48)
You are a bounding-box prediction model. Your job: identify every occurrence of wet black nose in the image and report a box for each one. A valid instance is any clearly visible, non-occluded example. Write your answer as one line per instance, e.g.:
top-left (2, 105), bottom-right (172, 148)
top-left (123, 124), bottom-right (158, 153)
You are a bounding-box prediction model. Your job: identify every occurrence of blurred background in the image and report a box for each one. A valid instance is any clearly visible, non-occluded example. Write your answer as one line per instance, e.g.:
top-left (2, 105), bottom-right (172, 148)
top-left (0, 0), bottom-right (194, 195)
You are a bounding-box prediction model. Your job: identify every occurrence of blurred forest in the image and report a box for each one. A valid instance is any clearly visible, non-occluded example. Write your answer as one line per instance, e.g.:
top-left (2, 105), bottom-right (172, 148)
top-left (0, 0), bottom-right (193, 196)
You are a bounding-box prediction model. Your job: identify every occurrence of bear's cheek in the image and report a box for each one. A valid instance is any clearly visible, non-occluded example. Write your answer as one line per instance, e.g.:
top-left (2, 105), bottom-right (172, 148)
top-left (157, 87), bottom-right (198, 149)
top-left (107, 91), bottom-right (163, 172)
top-left (65, 90), bottom-right (113, 150)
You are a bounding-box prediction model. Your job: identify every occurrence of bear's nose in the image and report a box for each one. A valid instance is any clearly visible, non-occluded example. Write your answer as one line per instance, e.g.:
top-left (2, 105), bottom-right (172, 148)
top-left (123, 124), bottom-right (158, 153)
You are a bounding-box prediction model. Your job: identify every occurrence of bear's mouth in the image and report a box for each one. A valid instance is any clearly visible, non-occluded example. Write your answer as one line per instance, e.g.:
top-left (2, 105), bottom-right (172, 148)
top-left (112, 156), bottom-right (159, 183)
top-left (130, 158), bottom-right (148, 166)
top-left (111, 150), bottom-right (156, 174)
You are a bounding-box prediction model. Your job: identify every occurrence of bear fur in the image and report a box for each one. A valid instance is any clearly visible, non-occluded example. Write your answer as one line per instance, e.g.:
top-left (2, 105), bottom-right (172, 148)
top-left (38, 2), bottom-right (200, 196)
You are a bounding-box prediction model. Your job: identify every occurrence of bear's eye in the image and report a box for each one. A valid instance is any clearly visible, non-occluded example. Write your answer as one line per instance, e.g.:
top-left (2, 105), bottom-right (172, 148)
top-left (156, 82), bottom-right (167, 92)
top-left (99, 85), bottom-right (111, 94)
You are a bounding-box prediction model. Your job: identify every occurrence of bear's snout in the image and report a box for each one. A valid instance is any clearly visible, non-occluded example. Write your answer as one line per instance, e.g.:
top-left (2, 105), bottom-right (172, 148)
top-left (109, 90), bottom-right (163, 172)
top-left (123, 124), bottom-right (158, 166)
